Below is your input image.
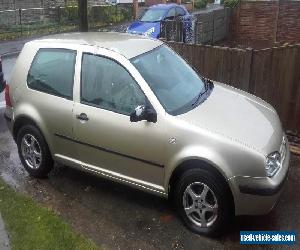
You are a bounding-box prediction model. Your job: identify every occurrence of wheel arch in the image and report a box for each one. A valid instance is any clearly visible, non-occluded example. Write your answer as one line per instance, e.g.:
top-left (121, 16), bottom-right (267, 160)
top-left (167, 158), bottom-right (235, 213)
top-left (13, 115), bottom-right (38, 140)
top-left (13, 115), bottom-right (51, 152)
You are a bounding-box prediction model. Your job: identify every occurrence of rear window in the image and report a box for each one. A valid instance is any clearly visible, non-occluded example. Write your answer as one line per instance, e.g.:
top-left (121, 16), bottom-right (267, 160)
top-left (176, 7), bottom-right (186, 17)
top-left (27, 48), bottom-right (76, 100)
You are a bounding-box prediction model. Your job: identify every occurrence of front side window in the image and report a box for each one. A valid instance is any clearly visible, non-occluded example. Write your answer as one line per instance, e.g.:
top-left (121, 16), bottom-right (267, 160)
top-left (130, 45), bottom-right (206, 115)
top-left (27, 49), bottom-right (76, 99)
top-left (81, 54), bottom-right (146, 115)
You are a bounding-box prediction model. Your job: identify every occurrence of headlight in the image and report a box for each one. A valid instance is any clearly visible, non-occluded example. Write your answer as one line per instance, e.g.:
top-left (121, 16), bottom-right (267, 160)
top-left (143, 27), bottom-right (155, 37)
top-left (266, 151), bottom-right (281, 177)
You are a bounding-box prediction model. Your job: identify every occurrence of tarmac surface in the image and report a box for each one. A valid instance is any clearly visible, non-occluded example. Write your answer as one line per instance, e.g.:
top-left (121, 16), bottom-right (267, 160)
top-left (0, 108), bottom-right (299, 249)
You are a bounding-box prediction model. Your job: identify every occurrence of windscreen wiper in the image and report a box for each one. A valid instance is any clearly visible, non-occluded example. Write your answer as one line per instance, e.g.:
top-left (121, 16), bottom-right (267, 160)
top-left (192, 80), bottom-right (209, 107)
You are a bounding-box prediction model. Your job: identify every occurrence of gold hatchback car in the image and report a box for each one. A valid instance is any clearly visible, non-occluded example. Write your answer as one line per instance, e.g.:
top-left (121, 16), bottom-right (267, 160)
top-left (4, 32), bottom-right (290, 236)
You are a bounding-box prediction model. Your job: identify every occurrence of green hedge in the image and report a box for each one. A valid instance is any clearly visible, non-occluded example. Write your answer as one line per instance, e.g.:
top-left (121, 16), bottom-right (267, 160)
top-left (194, 0), bottom-right (208, 9)
top-left (223, 0), bottom-right (239, 8)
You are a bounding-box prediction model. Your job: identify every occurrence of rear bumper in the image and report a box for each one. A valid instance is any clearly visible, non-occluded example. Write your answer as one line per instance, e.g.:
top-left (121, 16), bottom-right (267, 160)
top-left (229, 141), bottom-right (290, 216)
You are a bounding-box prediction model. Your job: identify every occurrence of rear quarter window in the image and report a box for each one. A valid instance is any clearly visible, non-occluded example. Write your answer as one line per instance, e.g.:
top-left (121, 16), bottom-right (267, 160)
top-left (27, 48), bottom-right (76, 100)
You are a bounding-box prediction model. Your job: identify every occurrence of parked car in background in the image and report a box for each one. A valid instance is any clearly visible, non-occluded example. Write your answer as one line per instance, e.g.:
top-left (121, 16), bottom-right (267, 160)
top-left (106, 0), bottom-right (144, 5)
top-left (4, 32), bottom-right (290, 236)
top-left (127, 4), bottom-right (191, 40)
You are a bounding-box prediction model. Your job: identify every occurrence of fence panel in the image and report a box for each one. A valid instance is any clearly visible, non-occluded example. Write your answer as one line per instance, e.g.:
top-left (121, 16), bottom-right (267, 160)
top-left (166, 41), bottom-right (300, 134)
top-left (167, 42), bottom-right (251, 90)
top-left (250, 45), bottom-right (300, 133)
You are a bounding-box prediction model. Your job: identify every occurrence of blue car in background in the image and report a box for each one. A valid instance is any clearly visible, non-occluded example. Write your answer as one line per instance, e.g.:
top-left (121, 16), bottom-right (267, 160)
top-left (127, 4), bottom-right (191, 40)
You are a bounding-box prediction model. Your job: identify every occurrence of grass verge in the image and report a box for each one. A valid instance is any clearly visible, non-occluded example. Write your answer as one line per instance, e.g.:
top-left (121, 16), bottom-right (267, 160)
top-left (0, 178), bottom-right (99, 250)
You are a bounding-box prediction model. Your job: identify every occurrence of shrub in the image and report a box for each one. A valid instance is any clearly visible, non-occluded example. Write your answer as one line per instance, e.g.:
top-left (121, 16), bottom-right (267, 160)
top-left (194, 0), bottom-right (208, 9)
top-left (64, 6), bottom-right (78, 21)
top-left (223, 0), bottom-right (239, 8)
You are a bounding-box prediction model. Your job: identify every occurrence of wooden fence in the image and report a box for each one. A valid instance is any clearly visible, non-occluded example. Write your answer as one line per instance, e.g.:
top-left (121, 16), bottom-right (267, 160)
top-left (167, 42), bottom-right (300, 135)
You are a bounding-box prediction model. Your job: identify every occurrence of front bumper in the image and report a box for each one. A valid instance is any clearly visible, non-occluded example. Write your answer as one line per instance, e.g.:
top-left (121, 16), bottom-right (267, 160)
top-left (229, 139), bottom-right (290, 216)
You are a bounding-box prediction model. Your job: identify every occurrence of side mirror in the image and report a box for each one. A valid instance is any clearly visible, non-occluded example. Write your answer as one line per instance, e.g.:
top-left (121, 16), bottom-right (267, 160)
top-left (130, 105), bottom-right (157, 123)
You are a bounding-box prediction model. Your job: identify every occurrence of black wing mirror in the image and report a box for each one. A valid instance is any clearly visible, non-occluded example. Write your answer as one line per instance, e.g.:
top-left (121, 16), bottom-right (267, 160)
top-left (130, 105), bottom-right (157, 123)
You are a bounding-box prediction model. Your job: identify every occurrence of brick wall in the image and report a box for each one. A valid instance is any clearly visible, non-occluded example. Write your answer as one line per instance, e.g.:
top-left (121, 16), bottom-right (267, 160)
top-left (231, 0), bottom-right (300, 44)
top-left (277, 1), bottom-right (300, 43)
top-left (145, 0), bottom-right (164, 6)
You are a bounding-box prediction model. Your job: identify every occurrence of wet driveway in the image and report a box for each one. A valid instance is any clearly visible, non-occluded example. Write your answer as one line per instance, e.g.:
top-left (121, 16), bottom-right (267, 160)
top-left (0, 108), bottom-right (299, 249)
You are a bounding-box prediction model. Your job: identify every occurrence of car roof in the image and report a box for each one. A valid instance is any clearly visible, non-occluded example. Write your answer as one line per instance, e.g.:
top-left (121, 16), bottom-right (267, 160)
top-left (30, 32), bottom-right (163, 59)
top-left (150, 3), bottom-right (179, 10)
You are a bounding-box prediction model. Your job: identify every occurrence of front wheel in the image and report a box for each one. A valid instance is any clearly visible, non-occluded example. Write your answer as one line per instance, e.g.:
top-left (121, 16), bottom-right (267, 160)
top-left (17, 125), bottom-right (53, 178)
top-left (174, 168), bottom-right (232, 236)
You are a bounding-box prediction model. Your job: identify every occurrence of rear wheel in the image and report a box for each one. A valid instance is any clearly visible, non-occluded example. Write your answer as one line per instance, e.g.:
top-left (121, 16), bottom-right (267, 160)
top-left (173, 168), bottom-right (232, 236)
top-left (17, 125), bottom-right (53, 178)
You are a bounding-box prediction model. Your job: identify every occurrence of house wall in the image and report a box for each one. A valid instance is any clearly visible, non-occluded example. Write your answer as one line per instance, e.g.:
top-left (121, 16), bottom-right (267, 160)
top-left (145, 0), bottom-right (164, 6)
top-left (230, 0), bottom-right (300, 43)
top-left (277, 1), bottom-right (300, 43)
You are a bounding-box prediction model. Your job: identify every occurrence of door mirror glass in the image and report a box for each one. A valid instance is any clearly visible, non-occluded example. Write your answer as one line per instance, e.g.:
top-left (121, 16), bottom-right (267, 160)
top-left (130, 105), bottom-right (157, 123)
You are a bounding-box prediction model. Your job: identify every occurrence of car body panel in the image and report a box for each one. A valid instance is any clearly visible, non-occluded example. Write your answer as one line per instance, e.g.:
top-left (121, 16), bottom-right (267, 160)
top-left (5, 32), bottom-right (290, 216)
top-left (7, 43), bottom-right (79, 160)
top-left (127, 21), bottom-right (161, 38)
top-left (71, 46), bottom-right (167, 187)
top-left (177, 82), bottom-right (283, 155)
top-left (35, 32), bottom-right (163, 59)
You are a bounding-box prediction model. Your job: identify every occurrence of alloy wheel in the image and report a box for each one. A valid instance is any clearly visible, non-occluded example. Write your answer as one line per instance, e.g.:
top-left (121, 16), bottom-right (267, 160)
top-left (182, 182), bottom-right (218, 228)
top-left (21, 134), bottom-right (42, 169)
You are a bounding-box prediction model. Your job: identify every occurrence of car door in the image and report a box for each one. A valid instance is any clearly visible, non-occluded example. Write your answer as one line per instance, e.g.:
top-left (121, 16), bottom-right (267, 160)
top-left (73, 51), bottom-right (166, 188)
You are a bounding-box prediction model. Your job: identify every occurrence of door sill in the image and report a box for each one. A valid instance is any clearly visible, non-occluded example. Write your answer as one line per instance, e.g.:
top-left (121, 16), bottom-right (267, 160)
top-left (54, 154), bottom-right (168, 198)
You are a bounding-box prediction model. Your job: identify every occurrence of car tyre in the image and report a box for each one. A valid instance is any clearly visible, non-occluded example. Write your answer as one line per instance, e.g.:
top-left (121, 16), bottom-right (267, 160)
top-left (17, 125), bottom-right (53, 178)
top-left (174, 168), bottom-right (232, 237)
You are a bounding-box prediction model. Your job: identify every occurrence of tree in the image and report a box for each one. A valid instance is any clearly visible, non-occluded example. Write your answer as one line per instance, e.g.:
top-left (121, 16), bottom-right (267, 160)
top-left (78, 0), bottom-right (88, 32)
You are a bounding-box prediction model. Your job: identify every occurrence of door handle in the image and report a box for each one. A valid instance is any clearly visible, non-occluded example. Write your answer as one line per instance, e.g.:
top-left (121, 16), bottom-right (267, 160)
top-left (76, 113), bottom-right (89, 121)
